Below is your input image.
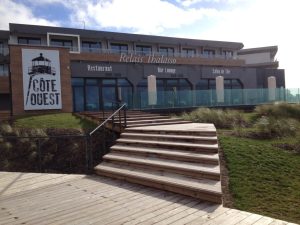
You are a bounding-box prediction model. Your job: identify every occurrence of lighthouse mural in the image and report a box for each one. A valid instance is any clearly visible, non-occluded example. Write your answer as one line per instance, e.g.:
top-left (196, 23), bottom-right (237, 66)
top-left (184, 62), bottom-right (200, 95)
top-left (22, 49), bottom-right (62, 110)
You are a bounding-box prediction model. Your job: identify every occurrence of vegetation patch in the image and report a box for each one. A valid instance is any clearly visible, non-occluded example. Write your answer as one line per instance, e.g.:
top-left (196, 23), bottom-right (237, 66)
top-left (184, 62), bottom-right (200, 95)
top-left (181, 103), bottom-right (300, 223)
top-left (254, 103), bottom-right (300, 120)
top-left (13, 113), bottom-right (95, 129)
top-left (220, 135), bottom-right (300, 223)
top-left (1, 115), bottom-right (115, 174)
top-left (181, 108), bottom-right (248, 129)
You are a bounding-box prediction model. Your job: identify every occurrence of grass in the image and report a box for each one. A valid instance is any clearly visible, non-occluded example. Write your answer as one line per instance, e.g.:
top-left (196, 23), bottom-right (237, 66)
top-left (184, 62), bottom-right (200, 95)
top-left (13, 113), bottom-right (95, 129)
top-left (181, 104), bottom-right (300, 223)
top-left (219, 135), bottom-right (300, 223)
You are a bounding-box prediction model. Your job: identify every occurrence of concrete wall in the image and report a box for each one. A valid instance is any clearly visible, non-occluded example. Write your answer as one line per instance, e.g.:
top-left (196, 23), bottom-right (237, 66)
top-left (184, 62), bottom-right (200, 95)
top-left (238, 52), bottom-right (272, 64)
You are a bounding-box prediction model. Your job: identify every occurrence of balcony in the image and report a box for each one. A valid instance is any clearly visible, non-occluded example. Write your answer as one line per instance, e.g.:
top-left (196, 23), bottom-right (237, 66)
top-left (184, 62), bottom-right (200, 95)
top-left (12, 42), bottom-right (243, 66)
top-left (79, 47), bottom-right (236, 60)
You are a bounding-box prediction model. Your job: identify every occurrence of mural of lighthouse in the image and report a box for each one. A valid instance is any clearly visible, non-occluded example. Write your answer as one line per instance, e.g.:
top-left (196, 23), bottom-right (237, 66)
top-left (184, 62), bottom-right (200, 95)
top-left (22, 49), bottom-right (62, 110)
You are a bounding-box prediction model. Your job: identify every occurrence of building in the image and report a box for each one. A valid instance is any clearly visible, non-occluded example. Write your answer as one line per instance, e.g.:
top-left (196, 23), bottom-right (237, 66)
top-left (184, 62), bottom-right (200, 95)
top-left (0, 23), bottom-right (285, 118)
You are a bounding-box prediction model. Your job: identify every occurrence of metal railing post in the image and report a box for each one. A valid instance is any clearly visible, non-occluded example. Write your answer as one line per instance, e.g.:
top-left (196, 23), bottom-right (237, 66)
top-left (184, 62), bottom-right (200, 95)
top-left (85, 135), bottom-right (89, 173)
top-left (37, 138), bottom-right (42, 172)
top-left (124, 107), bottom-right (127, 127)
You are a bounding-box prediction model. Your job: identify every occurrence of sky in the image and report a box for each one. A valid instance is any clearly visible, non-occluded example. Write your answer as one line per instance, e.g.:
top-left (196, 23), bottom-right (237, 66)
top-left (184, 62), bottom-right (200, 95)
top-left (0, 0), bottom-right (299, 88)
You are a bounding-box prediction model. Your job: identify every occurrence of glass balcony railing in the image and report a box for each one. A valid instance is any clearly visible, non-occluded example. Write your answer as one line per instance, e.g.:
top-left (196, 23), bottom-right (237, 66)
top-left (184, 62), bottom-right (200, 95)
top-left (123, 88), bottom-right (300, 110)
top-left (77, 47), bottom-right (236, 60)
top-left (14, 41), bottom-right (237, 60)
top-left (0, 47), bottom-right (9, 56)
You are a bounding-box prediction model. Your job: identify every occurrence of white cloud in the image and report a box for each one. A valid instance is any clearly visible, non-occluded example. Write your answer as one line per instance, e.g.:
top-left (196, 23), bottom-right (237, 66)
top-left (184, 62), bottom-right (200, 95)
top-left (66, 0), bottom-right (218, 34)
top-left (1, 0), bottom-right (299, 88)
top-left (0, 0), bottom-right (59, 30)
top-left (192, 0), bottom-right (300, 88)
top-left (179, 0), bottom-right (221, 7)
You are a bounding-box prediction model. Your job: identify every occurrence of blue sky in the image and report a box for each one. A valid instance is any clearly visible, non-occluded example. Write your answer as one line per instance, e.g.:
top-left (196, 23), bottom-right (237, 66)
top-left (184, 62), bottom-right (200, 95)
top-left (1, 0), bottom-right (300, 88)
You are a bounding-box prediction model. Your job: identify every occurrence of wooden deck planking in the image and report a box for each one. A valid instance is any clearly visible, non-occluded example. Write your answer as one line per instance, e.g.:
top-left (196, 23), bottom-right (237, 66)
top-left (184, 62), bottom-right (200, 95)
top-left (0, 172), bottom-right (297, 225)
top-left (51, 188), bottom-right (173, 225)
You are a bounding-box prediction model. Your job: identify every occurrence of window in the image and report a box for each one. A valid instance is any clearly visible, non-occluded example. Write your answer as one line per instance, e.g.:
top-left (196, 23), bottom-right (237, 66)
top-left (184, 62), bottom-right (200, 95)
top-left (222, 50), bottom-right (233, 58)
top-left (159, 47), bottom-right (174, 57)
top-left (158, 79), bottom-right (192, 107)
top-left (71, 78), bottom-right (84, 112)
top-left (110, 43), bottom-right (128, 54)
top-left (18, 37), bottom-right (41, 45)
top-left (0, 94), bottom-right (11, 110)
top-left (136, 45), bottom-right (152, 56)
top-left (50, 39), bottom-right (73, 50)
top-left (85, 79), bottom-right (99, 111)
top-left (82, 41), bottom-right (101, 53)
top-left (196, 79), bottom-right (209, 90)
top-left (230, 79), bottom-right (243, 89)
top-left (203, 49), bottom-right (215, 57)
top-left (0, 42), bottom-right (3, 55)
top-left (182, 48), bottom-right (196, 57)
top-left (0, 41), bottom-right (7, 56)
top-left (0, 64), bottom-right (9, 76)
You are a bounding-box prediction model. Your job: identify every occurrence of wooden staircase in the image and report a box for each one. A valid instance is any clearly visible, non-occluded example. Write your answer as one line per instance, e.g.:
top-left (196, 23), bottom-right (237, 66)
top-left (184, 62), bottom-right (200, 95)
top-left (79, 110), bottom-right (192, 130)
top-left (95, 123), bottom-right (222, 204)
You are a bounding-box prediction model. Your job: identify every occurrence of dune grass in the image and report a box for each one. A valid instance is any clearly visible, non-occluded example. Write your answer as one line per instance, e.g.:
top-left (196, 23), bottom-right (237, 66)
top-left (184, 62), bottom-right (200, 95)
top-left (220, 135), bottom-right (300, 223)
top-left (182, 103), bottom-right (300, 223)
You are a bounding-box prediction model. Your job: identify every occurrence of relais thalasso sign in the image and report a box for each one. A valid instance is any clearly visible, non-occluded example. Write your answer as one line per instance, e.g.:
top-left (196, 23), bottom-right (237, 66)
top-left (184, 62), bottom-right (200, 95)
top-left (22, 49), bottom-right (62, 110)
top-left (119, 53), bottom-right (176, 64)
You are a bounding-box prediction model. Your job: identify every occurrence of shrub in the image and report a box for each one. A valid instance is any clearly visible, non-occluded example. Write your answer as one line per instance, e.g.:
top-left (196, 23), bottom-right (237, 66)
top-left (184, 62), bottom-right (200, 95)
top-left (253, 116), bottom-right (298, 138)
top-left (0, 123), bottom-right (13, 135)
top-left (255, 103), bottom-right (300, 120)
top-left (181, 108), bottom-right (247, 129)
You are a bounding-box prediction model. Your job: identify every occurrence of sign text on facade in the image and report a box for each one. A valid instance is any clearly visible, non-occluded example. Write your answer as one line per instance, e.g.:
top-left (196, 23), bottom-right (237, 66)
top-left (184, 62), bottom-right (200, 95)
top-left (22, 49), bottom-right (62, 110)
top-left (120, 53), bottom-right (176, 64)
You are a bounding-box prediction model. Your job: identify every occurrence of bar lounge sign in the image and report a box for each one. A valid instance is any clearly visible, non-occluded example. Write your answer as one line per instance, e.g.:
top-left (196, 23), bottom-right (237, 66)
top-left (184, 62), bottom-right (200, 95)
top-left (22, 49), bottom-right (62, 110)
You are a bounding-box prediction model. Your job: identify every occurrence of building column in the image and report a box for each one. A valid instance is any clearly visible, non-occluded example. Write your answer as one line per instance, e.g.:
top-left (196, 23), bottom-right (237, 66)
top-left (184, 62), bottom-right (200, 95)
top-left (268, 76), bottom-right (276, 101)
top-left (216, 76), bottom-right (224, 103)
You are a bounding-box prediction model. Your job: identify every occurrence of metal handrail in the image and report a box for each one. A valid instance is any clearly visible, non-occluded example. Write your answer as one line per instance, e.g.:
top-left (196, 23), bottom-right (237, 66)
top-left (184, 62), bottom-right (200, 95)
top-left (89, 103), bottom-right (127, 136)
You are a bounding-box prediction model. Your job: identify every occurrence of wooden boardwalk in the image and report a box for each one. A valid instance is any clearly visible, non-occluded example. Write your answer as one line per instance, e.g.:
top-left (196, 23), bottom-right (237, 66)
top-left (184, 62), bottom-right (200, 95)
top-left (0, 172), bottom-right (296, 225)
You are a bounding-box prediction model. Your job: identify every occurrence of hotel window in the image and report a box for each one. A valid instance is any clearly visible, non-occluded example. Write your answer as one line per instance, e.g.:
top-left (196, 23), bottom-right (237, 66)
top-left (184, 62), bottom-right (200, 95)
top-left (222, 50), bottom-right (233, 58)
top-left (72, 78), bottom-right (84, 112)
top-left (159, 47), bottom-right (174, 57)
top-left (18, 37), bottom-right (41, 45)
top-left (0, 42), bottom-right (4, 55)
top-left (203, 49), bottom-right (215, 57)
top-left (110, 43), bottom-right (128, 54)
top-left (50, 39), bottom-right (73, 50)
top-left (82, 41), bottom-right (101, 53)
top-left (182, 48), bottom-right (196, 57)
top-left (0, 94), bottom-right (11, 110)
top-left (0, 64), bottom-right (9, 76)
top-left (136, 45), bottom-right (152, 56)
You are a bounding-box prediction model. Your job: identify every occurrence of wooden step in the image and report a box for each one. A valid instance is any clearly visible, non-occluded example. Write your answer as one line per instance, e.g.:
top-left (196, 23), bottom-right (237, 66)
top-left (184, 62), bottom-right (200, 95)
top-left (125, 126), bottom-right (217, 137)
top-left (116, 138), bottom-right (218, 153)
top-left (126, 120), bottom-right (192, 128)
top-left (103, 153), bottom-right (220, 180)
top-left (110, 145), bottom-right (219, 164)
top-left (94, 163), bottom-right (222, 203)
top-left (112, 115), bottom-right (170, 121)
top-left (125, 118), bottom-right (182, 125)
top-left (121, 132), bottom-right (218, 144)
